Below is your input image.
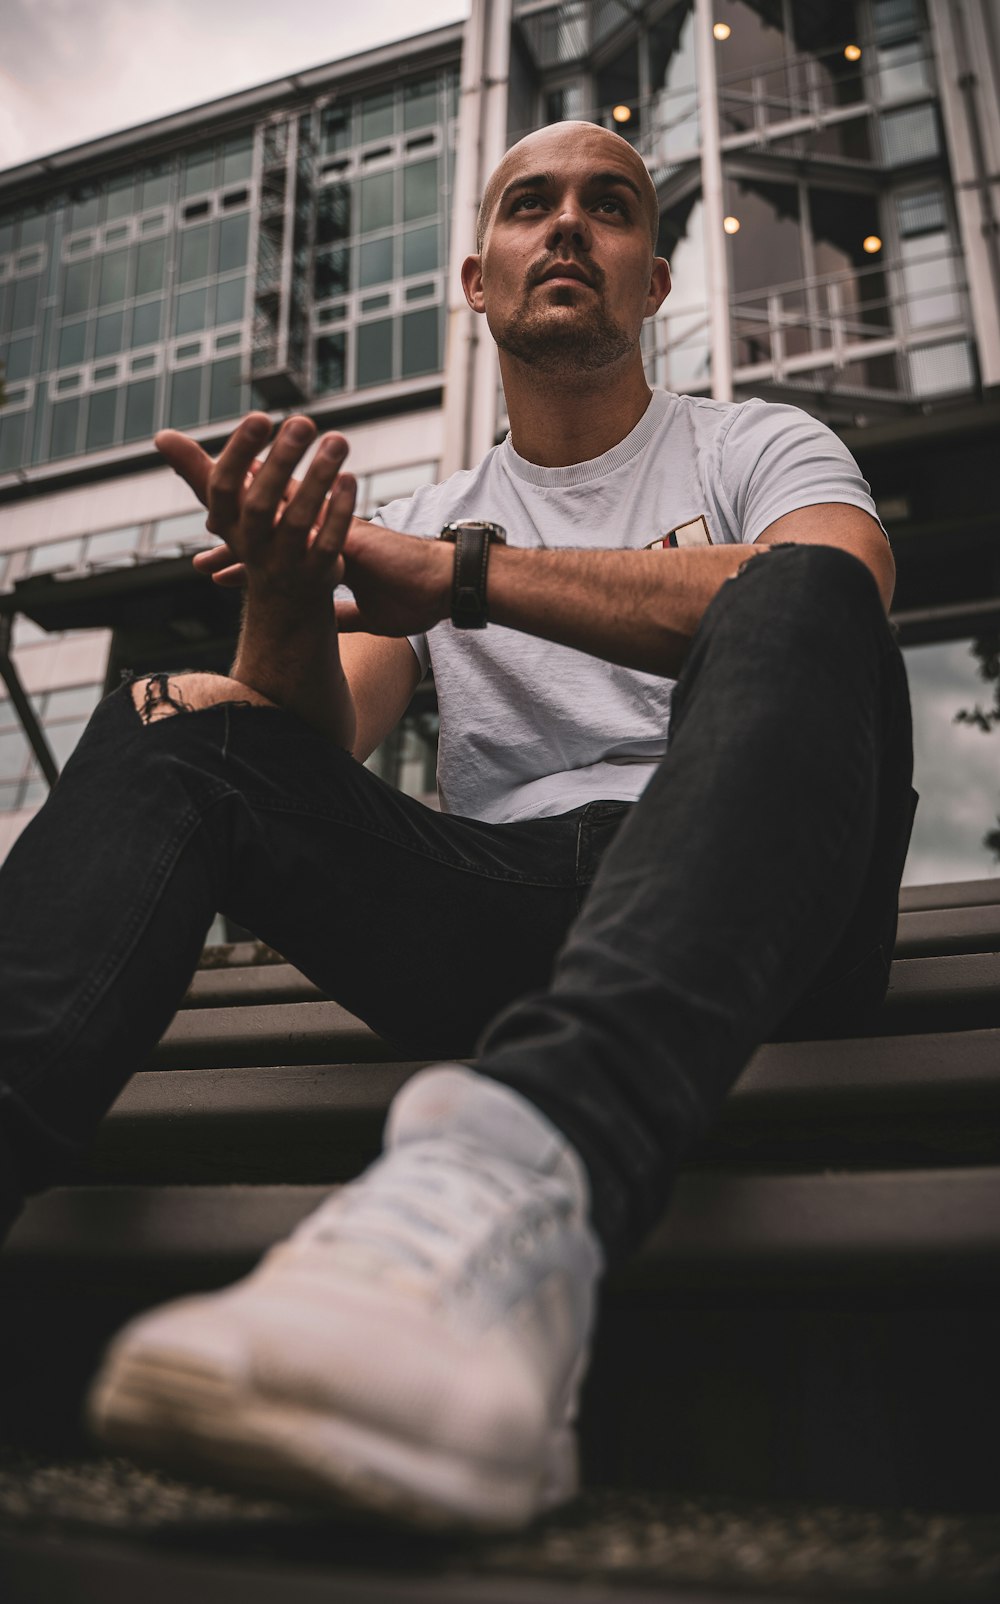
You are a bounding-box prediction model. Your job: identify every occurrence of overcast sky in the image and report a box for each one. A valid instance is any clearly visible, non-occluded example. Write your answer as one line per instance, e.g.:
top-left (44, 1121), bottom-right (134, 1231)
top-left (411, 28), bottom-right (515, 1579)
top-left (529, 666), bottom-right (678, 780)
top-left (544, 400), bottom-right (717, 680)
top-left (1, 0), bottom-right (468, 171)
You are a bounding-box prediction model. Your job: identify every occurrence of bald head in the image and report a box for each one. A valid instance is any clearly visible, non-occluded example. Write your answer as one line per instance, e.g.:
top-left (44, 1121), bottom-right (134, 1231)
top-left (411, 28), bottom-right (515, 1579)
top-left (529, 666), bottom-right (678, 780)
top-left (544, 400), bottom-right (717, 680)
top-left (476, 122), bottom-right (659, 253)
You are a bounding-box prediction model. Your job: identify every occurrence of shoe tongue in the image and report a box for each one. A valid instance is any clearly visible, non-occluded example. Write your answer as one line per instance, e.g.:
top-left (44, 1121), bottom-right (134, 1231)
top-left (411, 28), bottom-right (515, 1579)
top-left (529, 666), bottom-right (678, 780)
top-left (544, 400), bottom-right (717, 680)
top-left (386, 1065), bottom-right (569, 1178)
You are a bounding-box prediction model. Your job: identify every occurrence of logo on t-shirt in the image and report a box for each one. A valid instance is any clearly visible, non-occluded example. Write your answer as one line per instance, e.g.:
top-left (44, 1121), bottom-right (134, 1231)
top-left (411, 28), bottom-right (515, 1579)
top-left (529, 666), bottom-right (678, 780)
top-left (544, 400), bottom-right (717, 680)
top-left (645, 515), bottom-right (712, 551)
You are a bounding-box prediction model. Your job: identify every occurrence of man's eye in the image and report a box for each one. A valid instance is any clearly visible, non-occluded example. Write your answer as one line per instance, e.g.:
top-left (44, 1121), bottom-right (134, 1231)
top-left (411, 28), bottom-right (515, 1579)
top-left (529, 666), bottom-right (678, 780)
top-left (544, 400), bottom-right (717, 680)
top-left (512, 194), bottom-right (544, 212)
top-left (596, 197), bottom-right (627, 215)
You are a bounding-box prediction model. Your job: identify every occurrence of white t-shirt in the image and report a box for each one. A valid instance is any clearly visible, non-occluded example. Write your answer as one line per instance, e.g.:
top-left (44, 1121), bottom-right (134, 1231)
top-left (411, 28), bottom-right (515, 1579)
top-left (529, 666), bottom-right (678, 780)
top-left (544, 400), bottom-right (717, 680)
top-left (370, 389), bottom-right (883, 824)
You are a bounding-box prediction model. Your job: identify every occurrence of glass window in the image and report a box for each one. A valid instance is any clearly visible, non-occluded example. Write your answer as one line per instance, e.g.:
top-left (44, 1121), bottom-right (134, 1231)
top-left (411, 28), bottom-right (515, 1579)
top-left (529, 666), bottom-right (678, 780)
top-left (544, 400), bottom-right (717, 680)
top-left (175, 286), bottom-right (208, 335)
top-left (315, 332), bottom-right (346, 393)
top-left (0, 729), bottom-right (30, 783)
top-left (135, 237), bottom-right (166, 296)
top-left (221, 134), bottom-right (253, 186)
top-left (881, 105), bottom-right (939, 165)
top-left (131, 298), bottom-right (163, 347)
top-left (314, 246), bottom-right (349, 298)
top-left (4, 334), bottom-right (33, 382)
top-left (0, 412), bottom-right (27, 472)
top-left (179, 225), bottom-right (212, 284)
top-left (140, 165), bottom-right (171, 210)
top-left (47, 717), bottom-right (91, 768)
top-left (357, 319), bottom-right (393, 387)
top-left (405, 281), bottom-right (435, 302)
top-left (29, 535), bottom-right (84, 575)
top-left (403, 159), bottom-right (439, 224)
top-left (909, 340), bottom-right (974, 396)
top-left (361, 89), bottom-right (394, 143)
top-left (69, 192), bottom-right (101, 232)
top-left (218, 212), bottom-right (249, 273)
top-left (901, 232), bottom-right (961, 327)
top-left (49, 398), bottom-right (80, 460)
top-left (215, 275), bottom-right (246, 325)
top-left (169, 365), bottom-right (203, 428)
top-left (85, 528), bottom-right (141, 565)
top-left (86, 387), bottom-right (119, 451)
top-left (321, 105), bottom-right (353, 155)
top-left (94, 309), bottom-right (125, 359)
top-left (208, 355), bottom-right (241, 421)
top-left (317, 182), bottom-right (352, 244)
top-left (19, 212), bottom-right (48, 248)
top-left (11, 275), bottom-right (41, 330)
top-left (57, 319), bottom-right (88, 368)
top-left (97, 248), bottom-right (129, 307)
top-left (45, 683), bottom-right (103, 720)
top-left (877, 38), bottom-right (931, 101)
top-left (402, 307), bottom-right (440, 377)
top-left (903, 636), bottom-right (1000, 885)
top-left (360, 172), bottom-right (394, 234)
top-left (359, 236), bottom-right (393, 287)
top-left (183, 147), bottom-right (216, 196)
top-left (403, 77), bottom-right (438, 131)
top-left (152, 508), bottom-right (212, 547)
top-left (0, 220), bottom-right (13, 255)
top-left (105, 175), bottom-right (134, 221)
top-left (403, 223), bottom-right (439, 277)
top-left (62, 260), bottom-right (92, 317)
top-left (123, 377), bottom-right (157, 442)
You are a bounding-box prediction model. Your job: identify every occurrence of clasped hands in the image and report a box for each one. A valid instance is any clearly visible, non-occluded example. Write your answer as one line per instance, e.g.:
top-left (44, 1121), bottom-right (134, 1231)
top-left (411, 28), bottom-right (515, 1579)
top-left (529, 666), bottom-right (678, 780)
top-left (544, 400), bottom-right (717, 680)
top-left (154, 411), bottom-right (452, 637)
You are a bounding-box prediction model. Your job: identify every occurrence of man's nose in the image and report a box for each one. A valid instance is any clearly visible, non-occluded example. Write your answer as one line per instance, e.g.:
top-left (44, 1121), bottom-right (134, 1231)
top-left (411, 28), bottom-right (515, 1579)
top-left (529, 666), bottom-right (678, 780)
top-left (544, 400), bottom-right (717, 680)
top-left (546, 200), bottom-right (591, 251)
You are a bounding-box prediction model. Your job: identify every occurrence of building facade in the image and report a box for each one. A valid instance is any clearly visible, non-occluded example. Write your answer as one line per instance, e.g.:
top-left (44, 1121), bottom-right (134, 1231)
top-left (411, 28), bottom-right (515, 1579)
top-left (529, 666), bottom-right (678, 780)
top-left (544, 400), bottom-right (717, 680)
top-left (1, 0), bottom-right (998, 884)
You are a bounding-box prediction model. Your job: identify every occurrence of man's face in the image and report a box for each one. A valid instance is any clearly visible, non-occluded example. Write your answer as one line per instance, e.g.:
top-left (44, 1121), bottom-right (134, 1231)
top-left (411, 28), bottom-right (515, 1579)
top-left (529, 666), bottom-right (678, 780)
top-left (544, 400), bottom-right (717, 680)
top-left (463, 123), bottom-right (670, 377)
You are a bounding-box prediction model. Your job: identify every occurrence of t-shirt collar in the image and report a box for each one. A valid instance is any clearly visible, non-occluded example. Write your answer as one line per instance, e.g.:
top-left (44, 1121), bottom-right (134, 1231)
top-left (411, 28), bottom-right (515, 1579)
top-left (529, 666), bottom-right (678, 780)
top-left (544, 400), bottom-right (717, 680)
top-left (501, 389), bottom-right (671, 487)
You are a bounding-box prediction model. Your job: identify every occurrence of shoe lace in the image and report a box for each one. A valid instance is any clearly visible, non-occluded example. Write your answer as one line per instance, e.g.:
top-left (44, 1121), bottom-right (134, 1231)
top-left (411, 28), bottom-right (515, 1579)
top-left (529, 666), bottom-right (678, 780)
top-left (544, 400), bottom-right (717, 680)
top-left (285, 1141), bottom-right (569, 1289)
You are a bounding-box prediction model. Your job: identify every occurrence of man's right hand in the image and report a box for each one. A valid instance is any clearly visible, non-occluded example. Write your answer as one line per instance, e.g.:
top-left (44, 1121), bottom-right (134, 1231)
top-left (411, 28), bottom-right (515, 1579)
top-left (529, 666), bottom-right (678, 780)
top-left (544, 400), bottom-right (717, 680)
top-left (158, 412), bottom-right (354, 612)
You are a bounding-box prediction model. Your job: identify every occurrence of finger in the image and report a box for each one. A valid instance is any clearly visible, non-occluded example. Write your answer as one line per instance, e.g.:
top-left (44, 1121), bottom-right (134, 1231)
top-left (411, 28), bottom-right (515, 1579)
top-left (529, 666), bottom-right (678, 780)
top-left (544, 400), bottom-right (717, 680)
top-left (211, 562), bottom-right (249, 589)
top-left (334, 599), bottom-right (364, 631)
top-left (311, 468), bottom-right (356, 558)
top-left (242, 416), bottom-right (321, 533)
top-left (274, 433), bottom-right (349, 543)
top-left (155, 430), bottom-right (216, 507)
top-left (204, 412), bottom-right (274, 535)
top-left (192, 543), bottom-right (236, 574)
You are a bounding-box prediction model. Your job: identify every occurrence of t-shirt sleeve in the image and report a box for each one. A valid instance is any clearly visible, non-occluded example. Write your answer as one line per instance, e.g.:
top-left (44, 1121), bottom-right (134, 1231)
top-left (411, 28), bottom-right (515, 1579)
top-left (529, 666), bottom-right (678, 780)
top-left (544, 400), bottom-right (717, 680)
top-left (719, 400), bottom-right (886, 545)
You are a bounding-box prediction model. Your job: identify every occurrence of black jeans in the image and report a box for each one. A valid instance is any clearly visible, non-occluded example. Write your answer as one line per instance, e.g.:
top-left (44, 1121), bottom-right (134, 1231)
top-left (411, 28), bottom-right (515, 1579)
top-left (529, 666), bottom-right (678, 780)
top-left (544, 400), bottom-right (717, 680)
top-left (0, 546), bottom-right (914, 1264)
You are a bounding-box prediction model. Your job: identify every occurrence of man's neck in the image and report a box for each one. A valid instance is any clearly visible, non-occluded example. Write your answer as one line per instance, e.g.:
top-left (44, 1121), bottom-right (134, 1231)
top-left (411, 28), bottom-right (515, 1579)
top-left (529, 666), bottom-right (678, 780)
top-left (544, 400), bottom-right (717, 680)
top-left (502, 356), bottom-right (654, 469)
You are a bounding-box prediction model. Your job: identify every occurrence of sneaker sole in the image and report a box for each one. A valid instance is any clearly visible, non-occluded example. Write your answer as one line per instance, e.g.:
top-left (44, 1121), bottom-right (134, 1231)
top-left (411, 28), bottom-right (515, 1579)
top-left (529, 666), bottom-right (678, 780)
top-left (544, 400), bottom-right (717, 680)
top-left (87, 1342), bottom-right (578, 1533)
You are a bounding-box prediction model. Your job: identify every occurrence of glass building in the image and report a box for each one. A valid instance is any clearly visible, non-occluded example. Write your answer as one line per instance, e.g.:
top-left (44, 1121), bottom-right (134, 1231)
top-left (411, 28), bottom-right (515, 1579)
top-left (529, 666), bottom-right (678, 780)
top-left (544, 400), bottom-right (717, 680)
top-left (1, 1), bottom-right (998, 887)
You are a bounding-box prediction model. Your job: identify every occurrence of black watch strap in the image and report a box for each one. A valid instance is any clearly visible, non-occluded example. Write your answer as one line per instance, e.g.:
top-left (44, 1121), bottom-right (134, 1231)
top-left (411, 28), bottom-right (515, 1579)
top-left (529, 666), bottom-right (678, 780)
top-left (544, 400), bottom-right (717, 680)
top-left (439, 522), bottom-right (506, 629)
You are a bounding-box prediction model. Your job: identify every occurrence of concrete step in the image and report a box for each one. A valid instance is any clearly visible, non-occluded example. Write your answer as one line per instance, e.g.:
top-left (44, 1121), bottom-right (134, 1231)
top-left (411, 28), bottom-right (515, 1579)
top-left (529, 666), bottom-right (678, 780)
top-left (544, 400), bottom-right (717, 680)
top-left (83, 1027), bottom-right (1000, 1184)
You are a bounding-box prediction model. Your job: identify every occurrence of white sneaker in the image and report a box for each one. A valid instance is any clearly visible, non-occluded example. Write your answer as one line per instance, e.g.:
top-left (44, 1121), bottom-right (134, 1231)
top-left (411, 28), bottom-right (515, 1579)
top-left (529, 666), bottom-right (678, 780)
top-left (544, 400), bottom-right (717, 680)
top-left (87, 1066), bottom-right (604, 1531)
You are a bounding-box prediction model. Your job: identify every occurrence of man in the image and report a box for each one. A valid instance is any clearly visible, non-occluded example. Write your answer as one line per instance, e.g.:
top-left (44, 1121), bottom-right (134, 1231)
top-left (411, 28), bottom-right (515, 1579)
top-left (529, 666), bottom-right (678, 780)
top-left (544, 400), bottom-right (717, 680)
top-left (0, 123), bottom-right (913, 1531)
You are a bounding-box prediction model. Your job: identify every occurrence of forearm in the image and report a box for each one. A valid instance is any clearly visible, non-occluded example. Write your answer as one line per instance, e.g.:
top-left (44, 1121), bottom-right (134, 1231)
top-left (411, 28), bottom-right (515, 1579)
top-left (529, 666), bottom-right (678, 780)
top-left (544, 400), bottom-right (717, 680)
top-left (232, 590), bottom-right (357, 750)
top-left (487, 543), bottom-right (763, 676)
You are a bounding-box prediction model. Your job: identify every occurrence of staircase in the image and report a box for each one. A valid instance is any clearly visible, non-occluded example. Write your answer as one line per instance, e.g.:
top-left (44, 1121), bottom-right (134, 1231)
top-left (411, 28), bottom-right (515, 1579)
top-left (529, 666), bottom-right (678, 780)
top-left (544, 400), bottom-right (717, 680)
top-left (2, 880), bottom-right (999, 1600)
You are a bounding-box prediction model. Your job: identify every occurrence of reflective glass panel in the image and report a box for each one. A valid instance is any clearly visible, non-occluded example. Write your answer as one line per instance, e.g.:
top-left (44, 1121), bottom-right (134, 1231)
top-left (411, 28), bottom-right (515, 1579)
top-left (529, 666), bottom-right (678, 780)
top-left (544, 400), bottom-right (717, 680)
top-left (215, 276), bottom-right (246, 325)
top-left (401, 306), bottom-right (440, 376)
top-left (49, 398), bottom-right (80, 459)
top-left (97, 249), bottom-right (129, 306)
top-left (218, 212), bottom-right (249, 273)
top-left (403, 223), bottom-right (439, 277)
top-left (357, 319), bottom-right (393, 387)
top-left (95, 309), bottom-right (124, 359)
top-left (359, 236), bottom-right (393, 287)
top-left (403, 159), bottom-right (439, 223)
top-left (136, 238), bottom-right (166, 296)
top-left (131, 298), bottom-right (163, 347)
top-left (57, 320), bottom-right (87, 368)
top-left (360, 172), bottom-right (393, 234)
top-left (179, 225), bottom-right (211, 284)
top-left (175, 286), bottom-right (208, 335)
top-left (123, 377), bottom-right (156, 441)
top-left (86, 388), bottom-right (119, 451)
top-left (169, 366), bottom-right (203, 428)
top-left (62, 260), bottom-right (92, 317)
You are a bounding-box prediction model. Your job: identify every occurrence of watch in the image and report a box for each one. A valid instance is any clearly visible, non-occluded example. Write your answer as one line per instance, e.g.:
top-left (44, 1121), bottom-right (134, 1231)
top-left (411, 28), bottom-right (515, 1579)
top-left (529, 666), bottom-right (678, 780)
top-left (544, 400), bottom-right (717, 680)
top-left (438, 520), bottom-right (507, 629)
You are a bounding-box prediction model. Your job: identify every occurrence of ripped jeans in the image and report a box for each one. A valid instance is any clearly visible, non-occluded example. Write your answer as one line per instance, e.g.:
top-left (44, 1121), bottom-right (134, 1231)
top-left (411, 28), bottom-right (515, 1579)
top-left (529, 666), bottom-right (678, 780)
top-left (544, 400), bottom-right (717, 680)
top-left (0, 546), bottom-right (915, 1262)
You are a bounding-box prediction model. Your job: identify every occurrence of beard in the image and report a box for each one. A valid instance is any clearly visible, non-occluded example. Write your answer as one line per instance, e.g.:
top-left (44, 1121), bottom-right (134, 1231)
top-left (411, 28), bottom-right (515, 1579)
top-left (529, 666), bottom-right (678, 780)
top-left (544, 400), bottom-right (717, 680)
top-left (490, 279), bottom-right (636, 376)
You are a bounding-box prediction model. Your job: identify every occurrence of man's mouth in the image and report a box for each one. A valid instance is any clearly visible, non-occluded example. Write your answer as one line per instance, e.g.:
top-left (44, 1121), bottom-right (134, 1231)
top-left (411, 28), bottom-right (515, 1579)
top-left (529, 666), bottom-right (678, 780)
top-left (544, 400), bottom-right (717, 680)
top-left (534, 261), bottom-right (595, 288)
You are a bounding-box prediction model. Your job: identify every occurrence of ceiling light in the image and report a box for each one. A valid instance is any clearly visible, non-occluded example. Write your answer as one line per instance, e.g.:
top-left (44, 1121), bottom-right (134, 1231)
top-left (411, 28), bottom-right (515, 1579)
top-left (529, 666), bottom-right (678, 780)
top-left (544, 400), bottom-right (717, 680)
top-left (844, 43), bottom-right (862, 61)
top-left (713, 22), bottom-right (732, 40)
top-left (723, 215), bottom-right (741, 234)
top-left (863, 234), bottom-right (882, 253)
top-left (612, 104), bottom-right (632, 123)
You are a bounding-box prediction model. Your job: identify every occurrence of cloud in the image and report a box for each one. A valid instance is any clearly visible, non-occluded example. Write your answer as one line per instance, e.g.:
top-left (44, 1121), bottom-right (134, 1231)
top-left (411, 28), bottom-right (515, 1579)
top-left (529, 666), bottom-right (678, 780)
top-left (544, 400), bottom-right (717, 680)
top-left (1, 0), bottom-right (466, 169)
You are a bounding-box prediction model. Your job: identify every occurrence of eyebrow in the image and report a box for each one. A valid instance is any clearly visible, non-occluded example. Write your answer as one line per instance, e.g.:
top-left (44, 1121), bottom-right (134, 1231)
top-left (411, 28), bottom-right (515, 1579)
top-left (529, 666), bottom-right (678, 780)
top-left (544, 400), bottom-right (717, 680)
top-left (498, 169), bottom-right (645, 209)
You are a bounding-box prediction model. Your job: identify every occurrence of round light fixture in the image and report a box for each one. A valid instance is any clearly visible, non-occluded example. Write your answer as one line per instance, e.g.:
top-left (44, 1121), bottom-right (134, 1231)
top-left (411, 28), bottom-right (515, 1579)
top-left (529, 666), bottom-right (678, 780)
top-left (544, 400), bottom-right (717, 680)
top-left (713, 22), bottom-right (732, 40)
top-left (612, 104), bottom-right (632, 124)
top-left (723, 215), bottom-right (741, 234)
top-left (844, 43), bottom-right (862, 62)
top-left (862, 234), bottom-right (882, 253)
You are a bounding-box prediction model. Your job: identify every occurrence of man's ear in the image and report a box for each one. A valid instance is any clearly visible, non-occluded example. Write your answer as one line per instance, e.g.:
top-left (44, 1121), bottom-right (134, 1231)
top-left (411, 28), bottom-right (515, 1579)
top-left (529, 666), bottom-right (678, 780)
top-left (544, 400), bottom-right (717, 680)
top-left (461, 254), bottom-right (486, 314)
top-left (645, 256), bottom-right (671, 318)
